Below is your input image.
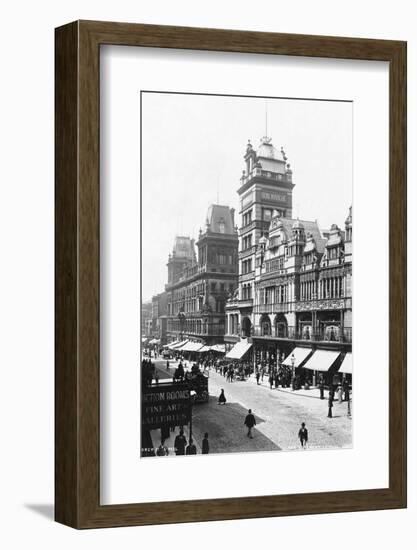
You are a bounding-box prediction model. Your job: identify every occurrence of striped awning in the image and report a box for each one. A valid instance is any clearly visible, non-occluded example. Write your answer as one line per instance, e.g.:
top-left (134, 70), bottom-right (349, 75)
top-left (302, 350), bottom-right (341, 372)
top-left (197, 345), bottom-right (211, 353)
top-left (226, 340), bottom-right (252, 360)
top-left (282, 347), bottom-right (312, 368)
top-left (210, 344), bottom-right (226, 353)
top-left (338, 352), bottom-right (352, 374)
top-left (171, 340), bottom-right (189, 350)
top-left (180, 341), bottom-right (204, 352)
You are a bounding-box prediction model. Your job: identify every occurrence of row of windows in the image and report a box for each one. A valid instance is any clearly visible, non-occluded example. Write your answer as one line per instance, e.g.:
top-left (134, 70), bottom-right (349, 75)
top-left (260, 285), bottom-right (288, 304)
top-left (241, 258), bottom-right (253, 274)
top-left (299, 277), bottom-right (345, 300)
top-left (241, 284), bottom-right (252, 300)
top-left (242, 210), bottom-right (252, 227)
top-left (227, 314), bottom-right (240, 335)
top-left (172, 283), bottom-right (204, 302)
top-left (242, 208), bottom-right (287, 227)
top-left (210, 282), bottom-right (234, 293)
top-left (242, 234), bottom-right (252, 251)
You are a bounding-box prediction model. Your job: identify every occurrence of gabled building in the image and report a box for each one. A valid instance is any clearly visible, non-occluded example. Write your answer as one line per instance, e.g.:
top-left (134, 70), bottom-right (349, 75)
top-left (225, 134), bottom-right (295, 348)
top-left (165, 205), bottom-right (238, 345)
top-left (225, 134), bottom-right (352, 373)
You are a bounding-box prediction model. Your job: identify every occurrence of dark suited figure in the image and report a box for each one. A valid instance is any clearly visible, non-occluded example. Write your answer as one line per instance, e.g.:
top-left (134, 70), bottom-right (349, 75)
top-left (185, 438), bottom-right (197, 455)
top-left (343, 378), bottom-right (350, 401)
top-left (319, 378), bottom-right (325, 400)
top-left (328, 393), bottom-right (334, 418)
top-left (244, 409), bottom-right (256, 438)
top-left (202, 432), bottom-right (209, 454)
top-left (174, 429), bottom-right (187, 455)
top-left (298, 422), bottom-right (308, 448)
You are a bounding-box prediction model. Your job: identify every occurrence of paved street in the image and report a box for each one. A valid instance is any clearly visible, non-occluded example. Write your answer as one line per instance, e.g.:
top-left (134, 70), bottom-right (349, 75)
top-left (148, 358), bottom-right (352, 455)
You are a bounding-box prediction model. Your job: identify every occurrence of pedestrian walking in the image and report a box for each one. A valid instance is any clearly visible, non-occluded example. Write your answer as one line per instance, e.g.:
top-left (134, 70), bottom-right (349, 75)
top-left (343, 378), bottom-right (350, 401)
top-left (174, 429), bottom-right (187, 455)
top-left (202, 432), bottom-right (209, 454)
top-left (337, 384), bottom-right (343, 403)
top-left (319, 377), bottom-right (325, 400)
top-left (256, 371), bottom-right (260, 385)
top-left (218, 388), bottom-right (226, 405)
top-left (154, 372), bottom-right (159, 385)
top-left (244, 409), bottom-right (256, 438)
top-left (328, 393), bottom-right (334, 418)
top-left (166, 360), bottom-right (170, 370)
top-left (269, 373), bottom-right (274, 389)
top-left (298, 422), bottom-right (308, 448)
top-left (185, 438), bottom-right (197, 455)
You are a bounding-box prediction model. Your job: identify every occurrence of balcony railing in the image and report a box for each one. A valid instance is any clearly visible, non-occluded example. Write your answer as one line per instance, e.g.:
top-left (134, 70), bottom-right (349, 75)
top-left (167, 325), bottom-right (226, 337)
top-left (238, 298), bottom-right (253, 308)
top-left (252, 326), bottom-right (352, 343)
top-left (252, 298), bottom-right (352, 314)
top-left (254, 303), bottom-right (289, 314)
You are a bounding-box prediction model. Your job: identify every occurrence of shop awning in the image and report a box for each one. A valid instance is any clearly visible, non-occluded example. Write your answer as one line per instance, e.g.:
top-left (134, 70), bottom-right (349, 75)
top-left (141, 337), bottom-right (149, 343)
top-left (302, 350), bottom-right (341, 372)
top-left (225, 339), bottom-right (252, 360)
top-left (338, 352), bottom-right (352, 374)
top-left (196, 345), bottom-right (211, 353)
top-left (171, 340), bottom-right (189, 350)
top-left (210, 344), bottom-right (226, 353)
top-left (148, 338), bottom-right (160, 345)
top-left (180, 341), bottom-right (204, 352)
top-left (282, 347), bottom-right (313, 368)
top-left (166, 340), bottom-right (179, 349)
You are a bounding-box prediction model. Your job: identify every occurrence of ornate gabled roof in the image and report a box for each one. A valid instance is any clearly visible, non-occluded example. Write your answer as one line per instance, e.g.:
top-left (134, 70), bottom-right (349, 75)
top-left (269, 218), bottom-right (326, 253)
top-left (257, 136), bottom-right (281, 160)
top-left (205, 204), bottom-right (235, 235)
top-left (172, 236), bottom-right (195, 259)
top-left (326, 224), bottom-right (343, 247)
top-left (255, 136), bottom-right (287, 174)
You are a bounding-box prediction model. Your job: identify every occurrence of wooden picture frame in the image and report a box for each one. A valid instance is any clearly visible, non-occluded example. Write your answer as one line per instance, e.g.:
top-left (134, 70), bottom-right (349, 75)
top-left (55, 20), bottom-right (407, 528)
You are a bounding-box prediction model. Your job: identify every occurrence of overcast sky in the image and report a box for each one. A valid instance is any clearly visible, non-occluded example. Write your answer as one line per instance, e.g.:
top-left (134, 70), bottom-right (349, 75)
top-left (141, 92), bottom-right (352, 301)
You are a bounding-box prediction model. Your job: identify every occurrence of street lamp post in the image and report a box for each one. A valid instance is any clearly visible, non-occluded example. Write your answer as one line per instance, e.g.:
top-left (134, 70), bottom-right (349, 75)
top-left (291, 353), bottom-right (296, 391)
top-left (189, 390), bottom-right (197, 441)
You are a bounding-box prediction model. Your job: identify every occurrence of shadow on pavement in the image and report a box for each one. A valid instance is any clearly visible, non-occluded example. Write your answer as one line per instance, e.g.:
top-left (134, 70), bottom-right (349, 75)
top-left (191, 395), bottom-right (280, 454)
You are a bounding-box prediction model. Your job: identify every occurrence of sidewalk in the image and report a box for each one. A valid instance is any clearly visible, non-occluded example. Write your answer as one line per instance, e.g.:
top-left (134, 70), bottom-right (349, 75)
top-left (247, 374), bottom-right (323, 399)
top-left (241, 371), bottom-right (352, 402)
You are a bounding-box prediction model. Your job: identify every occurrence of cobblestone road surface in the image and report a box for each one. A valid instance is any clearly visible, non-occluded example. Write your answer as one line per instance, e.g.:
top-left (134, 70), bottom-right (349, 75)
top-left (148, 358), bottom-right (352, 455)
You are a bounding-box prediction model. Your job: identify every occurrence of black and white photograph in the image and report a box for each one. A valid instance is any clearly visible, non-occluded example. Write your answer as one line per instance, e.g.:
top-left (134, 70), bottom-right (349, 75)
top-left (140, 91), bottom-right (353, 457)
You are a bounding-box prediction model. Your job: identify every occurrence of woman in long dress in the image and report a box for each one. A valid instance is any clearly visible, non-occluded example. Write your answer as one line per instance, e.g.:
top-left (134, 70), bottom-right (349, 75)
top-left (218, 388), bottom-right (226, 405)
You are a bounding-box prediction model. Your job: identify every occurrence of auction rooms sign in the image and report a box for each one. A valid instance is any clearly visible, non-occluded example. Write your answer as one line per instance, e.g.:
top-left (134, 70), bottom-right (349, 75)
top-left (142, 383), bottom-right (192, 430)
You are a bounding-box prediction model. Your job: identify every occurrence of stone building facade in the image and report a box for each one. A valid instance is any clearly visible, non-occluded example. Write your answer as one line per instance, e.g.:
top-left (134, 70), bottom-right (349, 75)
top-left (165, 205), bottom-right (238, 345)
top-left (225, 134), bottom-right (352, 368)
top-left (151, 291), bottom-right (168, 344)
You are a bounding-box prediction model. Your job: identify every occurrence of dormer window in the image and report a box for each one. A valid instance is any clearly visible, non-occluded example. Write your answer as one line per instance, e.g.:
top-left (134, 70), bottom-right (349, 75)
top-left (218, 219), bottom-right (225, 233)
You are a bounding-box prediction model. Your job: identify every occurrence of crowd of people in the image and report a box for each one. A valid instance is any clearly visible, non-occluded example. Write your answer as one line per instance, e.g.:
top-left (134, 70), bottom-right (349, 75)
top-left (155, 429), bottom-right (210, 457)
top-left (142, 343), bottom-right (352, 456)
